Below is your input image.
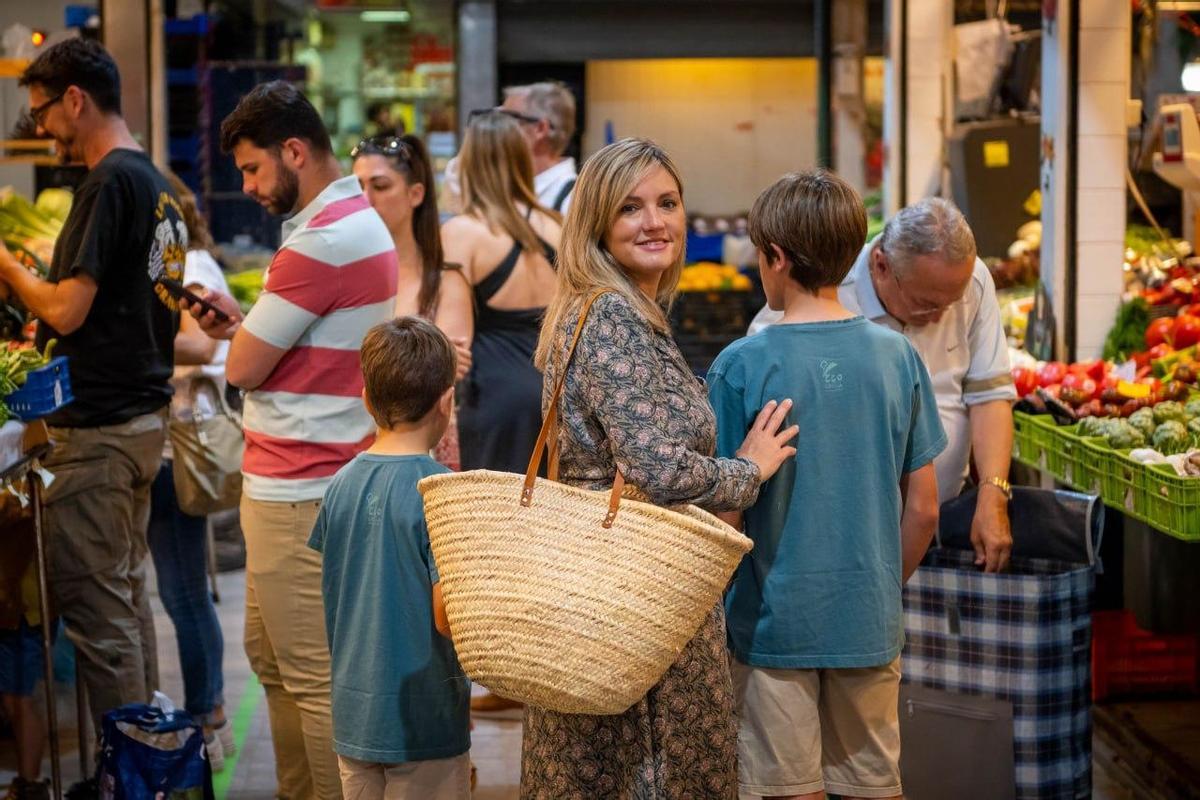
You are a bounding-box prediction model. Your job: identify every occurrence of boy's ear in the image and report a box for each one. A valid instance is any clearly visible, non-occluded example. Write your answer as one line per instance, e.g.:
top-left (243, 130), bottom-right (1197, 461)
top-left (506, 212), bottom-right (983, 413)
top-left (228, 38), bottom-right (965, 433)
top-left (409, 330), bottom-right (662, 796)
top-left (361, 388), bottom-right (375, 418)
top-left (438, 385), bottom-right (454, 416)
top-left (766, 243), bottom-right (789, 273)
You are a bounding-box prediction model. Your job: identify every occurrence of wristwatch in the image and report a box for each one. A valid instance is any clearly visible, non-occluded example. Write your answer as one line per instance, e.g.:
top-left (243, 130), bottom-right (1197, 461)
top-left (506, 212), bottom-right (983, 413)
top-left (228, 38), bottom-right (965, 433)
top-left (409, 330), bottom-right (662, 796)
top-left (982, 476), bottom-right (1012, 500)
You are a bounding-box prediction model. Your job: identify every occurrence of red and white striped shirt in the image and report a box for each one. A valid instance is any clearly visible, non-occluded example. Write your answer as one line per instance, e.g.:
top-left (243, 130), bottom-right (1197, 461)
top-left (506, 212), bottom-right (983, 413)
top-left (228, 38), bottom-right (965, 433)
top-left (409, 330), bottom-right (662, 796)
top-left (240, 176), bottom-right (398, 501)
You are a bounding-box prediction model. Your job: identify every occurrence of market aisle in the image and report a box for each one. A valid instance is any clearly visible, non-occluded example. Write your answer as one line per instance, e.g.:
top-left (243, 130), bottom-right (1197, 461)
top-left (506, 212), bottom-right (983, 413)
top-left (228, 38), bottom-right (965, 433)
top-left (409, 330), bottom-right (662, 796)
top-left (2, 564), bottom-right (1133, 799)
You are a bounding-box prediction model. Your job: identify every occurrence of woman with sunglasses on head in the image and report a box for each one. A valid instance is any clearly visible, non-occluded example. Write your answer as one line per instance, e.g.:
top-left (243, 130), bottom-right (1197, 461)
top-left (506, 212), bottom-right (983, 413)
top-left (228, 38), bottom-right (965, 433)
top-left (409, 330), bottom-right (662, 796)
top-left (352, 134), bottom-right (472, 467)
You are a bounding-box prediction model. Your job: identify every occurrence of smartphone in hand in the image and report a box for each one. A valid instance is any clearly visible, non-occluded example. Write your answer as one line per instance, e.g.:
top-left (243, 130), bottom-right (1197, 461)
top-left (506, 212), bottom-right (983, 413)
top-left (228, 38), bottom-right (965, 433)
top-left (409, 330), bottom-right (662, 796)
top-left (157, 277), bottom-right (231, 323)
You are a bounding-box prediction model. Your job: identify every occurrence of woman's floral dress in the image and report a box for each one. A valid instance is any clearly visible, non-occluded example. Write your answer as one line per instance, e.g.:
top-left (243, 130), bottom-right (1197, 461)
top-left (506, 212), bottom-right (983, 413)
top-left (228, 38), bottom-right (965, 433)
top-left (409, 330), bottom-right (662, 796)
top-left (520, 291), bottom-right (761, 800)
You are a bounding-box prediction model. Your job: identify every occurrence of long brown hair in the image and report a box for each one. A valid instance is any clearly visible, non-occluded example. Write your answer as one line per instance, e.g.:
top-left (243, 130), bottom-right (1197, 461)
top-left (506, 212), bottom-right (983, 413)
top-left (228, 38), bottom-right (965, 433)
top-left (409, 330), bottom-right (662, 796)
top-left (459, 111), bottom-right (559, 254)
top-left (164, 170), bottom-right (215, 252)
top-left (353, 134), bottom-right (446, 318)
top-left (534, 138), bottom-right (685, 370)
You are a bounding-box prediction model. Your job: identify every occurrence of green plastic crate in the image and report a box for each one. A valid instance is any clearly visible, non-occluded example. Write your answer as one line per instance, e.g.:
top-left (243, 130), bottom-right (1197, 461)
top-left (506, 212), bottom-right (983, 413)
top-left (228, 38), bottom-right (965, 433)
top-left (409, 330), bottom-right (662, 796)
top-left (1141, 463), bottom-right (1200, 542)
top-left (1100, 449), bottom-right (1151, 524)
top-left (1012, 410), bottom-right (1042, 465)
top-left (1074, 436), bottom-right (1109, 495)
top-left (1025, 414), bottom-right (1058, 473)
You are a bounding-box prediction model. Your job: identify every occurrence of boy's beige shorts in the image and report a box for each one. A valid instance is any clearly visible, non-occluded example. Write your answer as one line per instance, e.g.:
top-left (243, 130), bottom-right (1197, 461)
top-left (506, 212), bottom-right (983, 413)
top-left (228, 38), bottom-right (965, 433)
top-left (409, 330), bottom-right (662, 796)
top-left (731, 657), bottom-right (903, 799)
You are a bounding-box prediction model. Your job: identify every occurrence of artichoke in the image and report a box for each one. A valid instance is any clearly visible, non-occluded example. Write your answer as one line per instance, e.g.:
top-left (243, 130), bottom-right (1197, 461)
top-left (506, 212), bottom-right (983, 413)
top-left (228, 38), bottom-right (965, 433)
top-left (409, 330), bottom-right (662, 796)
top-left (1186, 397), bottom-right (1200, 420)
top-left (1152, 420), bottom-right (1190, 454)
top-left (1128, 407), bottom-right (1157, 440)
top-left (1153, 401), bottom-right (1188, 425)
top-left (1189, 417), bottom-right (1200, 438)
top-left (1080, 416), bottom-right (1119, 439)
top-left (1107, 422), bottom-right (1146, 450)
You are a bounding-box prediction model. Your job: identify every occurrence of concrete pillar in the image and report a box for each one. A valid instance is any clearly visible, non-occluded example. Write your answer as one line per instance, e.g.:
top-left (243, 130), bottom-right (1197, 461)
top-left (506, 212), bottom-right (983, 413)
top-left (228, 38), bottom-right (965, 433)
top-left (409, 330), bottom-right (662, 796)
top-left (1039, 0), bottom-right (1130, 361)
top-left (882, 0), bottom-right (952, 215)
top-left (1074, 2), bottom-right (1130, 361)
top-left (833, 0), bottom-right (868, 192)
top-left (101, 0), bottom-right (150, 148)
top-left (457, 0), bottom-right (497, 142)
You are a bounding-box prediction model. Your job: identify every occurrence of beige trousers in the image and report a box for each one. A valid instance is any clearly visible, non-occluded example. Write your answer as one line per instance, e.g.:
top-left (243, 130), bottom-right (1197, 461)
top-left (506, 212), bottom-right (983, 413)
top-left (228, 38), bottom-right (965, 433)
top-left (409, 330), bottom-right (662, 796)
top-left (338, 753), bottom-right (471, 800)
top-left (241, 495), bottom-right (341, 800)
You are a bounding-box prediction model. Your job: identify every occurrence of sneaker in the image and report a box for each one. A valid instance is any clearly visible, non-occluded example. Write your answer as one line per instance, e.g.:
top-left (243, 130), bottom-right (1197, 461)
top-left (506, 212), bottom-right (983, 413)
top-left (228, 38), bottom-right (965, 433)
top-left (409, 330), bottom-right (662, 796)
top-left (213, 720), bottom-right (236, 757)
top-left (469, 691), bottom-right (524, 717)
top-left (64, 779), bottom-right (97, 800)
top-left (205, 729), bottom-right (225, 773)
top-left (5, 778), bottom-right (50, 800)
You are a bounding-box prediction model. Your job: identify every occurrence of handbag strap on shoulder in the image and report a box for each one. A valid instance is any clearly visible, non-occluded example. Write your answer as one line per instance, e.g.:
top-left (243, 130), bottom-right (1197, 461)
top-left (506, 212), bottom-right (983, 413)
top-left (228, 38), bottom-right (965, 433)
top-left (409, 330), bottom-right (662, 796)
top-left (521, 289), bottom-right (626, 527)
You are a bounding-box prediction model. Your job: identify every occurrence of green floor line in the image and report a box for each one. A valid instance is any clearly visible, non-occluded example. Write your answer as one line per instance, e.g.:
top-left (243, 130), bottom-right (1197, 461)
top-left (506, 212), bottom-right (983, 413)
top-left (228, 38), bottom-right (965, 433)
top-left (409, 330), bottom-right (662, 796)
top-left (212, 673), bottom-right (262, 799)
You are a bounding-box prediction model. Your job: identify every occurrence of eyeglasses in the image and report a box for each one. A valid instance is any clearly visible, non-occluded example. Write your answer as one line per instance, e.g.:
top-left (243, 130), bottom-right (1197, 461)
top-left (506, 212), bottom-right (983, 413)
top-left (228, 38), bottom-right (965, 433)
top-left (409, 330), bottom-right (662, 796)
top-left (350, 136), bottom-right (413, 161)
top-left (890, 269), bottom-right (949, 320)
top-left (467, 107), bottom-right (546, 127)
top-left (29, 92), bottom-right (64, 128)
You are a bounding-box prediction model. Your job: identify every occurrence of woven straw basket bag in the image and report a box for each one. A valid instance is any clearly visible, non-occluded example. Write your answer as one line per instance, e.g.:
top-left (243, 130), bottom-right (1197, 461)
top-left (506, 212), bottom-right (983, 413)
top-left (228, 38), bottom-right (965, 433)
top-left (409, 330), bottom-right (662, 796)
top-left (419, 290), bottom-right (753, 715)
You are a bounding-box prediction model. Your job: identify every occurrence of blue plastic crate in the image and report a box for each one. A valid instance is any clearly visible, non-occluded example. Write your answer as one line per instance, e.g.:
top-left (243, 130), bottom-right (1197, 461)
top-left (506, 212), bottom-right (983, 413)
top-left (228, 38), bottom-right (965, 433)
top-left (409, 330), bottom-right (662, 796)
top-left (5, 356), bottom-right (73, 420)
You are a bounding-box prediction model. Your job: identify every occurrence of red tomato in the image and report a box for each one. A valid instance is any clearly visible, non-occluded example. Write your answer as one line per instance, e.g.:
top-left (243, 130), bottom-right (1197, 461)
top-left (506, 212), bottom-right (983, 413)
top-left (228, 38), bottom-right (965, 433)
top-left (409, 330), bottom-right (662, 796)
top-left (1011, 366), bottom-right (1038, 397)
top-left (1179, 303), bottom-right (1200, 318)
top-left (1172, 315), bottom-right (1200, 349)
top-left (1086, 359), bottom-right (1108, 380)
top-left (1101, 374), bottom-right (1121, 391)
top-left (1146, 318), bottom-right (1176, 348)
top-left (1060, 374), bottom-right (1097, 398)
top-left (1037, 361), bottom-right (1067, 387)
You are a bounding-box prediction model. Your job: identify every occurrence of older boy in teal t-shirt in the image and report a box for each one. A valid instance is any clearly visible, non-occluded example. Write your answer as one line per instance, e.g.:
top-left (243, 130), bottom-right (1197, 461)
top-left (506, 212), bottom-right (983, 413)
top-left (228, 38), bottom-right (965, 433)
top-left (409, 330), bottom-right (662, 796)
top-left (309, 317), bottom-right (470, 800)
top-left (709, 171), bottom-right (946, 800)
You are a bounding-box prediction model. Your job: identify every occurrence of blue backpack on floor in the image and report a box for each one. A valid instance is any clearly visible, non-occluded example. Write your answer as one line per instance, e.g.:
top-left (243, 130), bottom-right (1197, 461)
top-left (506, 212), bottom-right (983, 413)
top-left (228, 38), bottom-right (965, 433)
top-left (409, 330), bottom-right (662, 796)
top-left (97, 703), bottom-right (214, 799)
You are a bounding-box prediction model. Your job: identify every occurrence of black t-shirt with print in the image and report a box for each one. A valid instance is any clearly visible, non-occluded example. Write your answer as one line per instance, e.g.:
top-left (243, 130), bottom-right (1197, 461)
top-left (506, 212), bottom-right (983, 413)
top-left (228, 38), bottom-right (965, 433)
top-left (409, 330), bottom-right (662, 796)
top-left (36, 148), bottom-right (187, 427)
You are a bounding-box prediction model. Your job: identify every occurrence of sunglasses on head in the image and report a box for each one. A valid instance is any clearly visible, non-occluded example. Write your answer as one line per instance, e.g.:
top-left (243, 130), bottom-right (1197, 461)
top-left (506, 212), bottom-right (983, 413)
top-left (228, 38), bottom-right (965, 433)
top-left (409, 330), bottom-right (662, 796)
top-left (467, 107), bottom-right (545, 127)
top-left (350, 136), bottom-right (413, 160)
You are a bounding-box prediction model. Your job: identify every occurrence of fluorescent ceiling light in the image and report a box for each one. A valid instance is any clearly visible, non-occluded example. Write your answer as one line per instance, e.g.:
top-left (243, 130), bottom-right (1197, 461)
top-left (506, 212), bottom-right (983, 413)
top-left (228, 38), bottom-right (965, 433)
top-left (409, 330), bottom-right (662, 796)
top-left (361, 10), bottom-right (410, 23)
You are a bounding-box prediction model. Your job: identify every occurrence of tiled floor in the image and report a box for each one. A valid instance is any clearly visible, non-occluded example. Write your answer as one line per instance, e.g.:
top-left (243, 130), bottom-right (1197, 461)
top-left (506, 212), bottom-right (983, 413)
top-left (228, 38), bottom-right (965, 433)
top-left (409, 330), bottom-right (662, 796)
top-left (0, 566), bottom-right (1138, 799)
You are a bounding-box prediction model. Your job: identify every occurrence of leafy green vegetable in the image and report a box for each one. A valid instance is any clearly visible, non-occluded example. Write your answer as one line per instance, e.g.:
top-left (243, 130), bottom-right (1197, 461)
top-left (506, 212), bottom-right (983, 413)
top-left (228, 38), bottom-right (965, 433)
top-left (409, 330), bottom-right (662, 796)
top-left (34, 188), bottom-right (72, 224)
top-left (1186, 397), bottom-right (1200, 420)
top-left (1102, 298), bottom-right (1150, 362)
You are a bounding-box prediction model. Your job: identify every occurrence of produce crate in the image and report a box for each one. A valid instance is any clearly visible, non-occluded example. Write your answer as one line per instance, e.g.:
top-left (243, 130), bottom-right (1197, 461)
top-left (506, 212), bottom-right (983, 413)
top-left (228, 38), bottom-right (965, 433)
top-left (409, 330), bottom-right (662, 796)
top-left (1099, 448), bottom-right (1151, 524)
top-left (1140, 463), bottom-right (1200, 542)
top-left (4, 356), bottom-right (72, 420)
top-left (1011, 410), bottom-right (1041, 464)
top-left (1024, 413), bottom-right (1058, 473)
top-left (1074, 436), bottom-right (1110, 495)
top-left (1092, 610), bottom-right (1199, 701)
top-left (1039, 422), bottom-right (1098, 490)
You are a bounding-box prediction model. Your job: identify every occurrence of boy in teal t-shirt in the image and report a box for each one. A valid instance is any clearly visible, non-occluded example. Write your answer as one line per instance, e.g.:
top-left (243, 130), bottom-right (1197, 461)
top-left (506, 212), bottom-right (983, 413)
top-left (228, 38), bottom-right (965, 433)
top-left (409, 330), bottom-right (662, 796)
top-left (308, 317), bottom-right (470, 799)
top-left (708, 171), bottom-right (946, 800)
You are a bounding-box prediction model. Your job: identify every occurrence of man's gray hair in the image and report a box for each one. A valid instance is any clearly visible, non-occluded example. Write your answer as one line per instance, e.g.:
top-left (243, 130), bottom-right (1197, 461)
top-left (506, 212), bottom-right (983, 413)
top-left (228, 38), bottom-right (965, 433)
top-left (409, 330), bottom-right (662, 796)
top-left (504, 81), bottom-right (576, 155)
top-left (877, 197), bottom-right (976, 271)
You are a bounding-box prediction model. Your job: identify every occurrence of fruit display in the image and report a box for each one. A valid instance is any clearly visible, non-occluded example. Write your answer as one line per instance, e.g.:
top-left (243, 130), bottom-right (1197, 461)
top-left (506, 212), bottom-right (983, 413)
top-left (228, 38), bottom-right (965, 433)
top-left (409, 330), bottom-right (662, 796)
top-left (676, 262), bottom-right (753, 293)
top-left (225, 267), bottom-right (265, 313)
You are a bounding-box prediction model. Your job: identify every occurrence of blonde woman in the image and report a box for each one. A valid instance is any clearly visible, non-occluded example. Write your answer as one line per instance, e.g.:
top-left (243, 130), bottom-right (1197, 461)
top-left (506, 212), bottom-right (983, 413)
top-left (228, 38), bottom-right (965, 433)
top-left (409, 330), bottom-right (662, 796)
top-left (441, 112), bottom-right (561, 475)
top-left (523, 139), bottom-right (797, 798)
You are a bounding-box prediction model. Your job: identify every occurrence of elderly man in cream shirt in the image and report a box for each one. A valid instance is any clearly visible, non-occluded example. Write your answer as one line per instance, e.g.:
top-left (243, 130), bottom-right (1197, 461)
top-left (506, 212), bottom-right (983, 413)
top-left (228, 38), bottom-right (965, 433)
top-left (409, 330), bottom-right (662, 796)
top-left (750, 197), bottom-right (1017, 572)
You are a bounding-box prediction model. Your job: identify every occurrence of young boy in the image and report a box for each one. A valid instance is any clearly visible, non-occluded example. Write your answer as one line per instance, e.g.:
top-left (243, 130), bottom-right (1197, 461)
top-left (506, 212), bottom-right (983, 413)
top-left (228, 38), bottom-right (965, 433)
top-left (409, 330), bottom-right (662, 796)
top-left (708, 170), bottom-right (946, 800)
top-left (308, 317), bottom-right (470, 800)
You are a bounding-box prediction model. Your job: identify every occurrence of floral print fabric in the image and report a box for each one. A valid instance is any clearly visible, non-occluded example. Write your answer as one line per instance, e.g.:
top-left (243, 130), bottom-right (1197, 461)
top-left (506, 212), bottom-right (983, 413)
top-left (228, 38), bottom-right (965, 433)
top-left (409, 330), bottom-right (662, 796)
top-left (520, 291), bottom-right (760, 799)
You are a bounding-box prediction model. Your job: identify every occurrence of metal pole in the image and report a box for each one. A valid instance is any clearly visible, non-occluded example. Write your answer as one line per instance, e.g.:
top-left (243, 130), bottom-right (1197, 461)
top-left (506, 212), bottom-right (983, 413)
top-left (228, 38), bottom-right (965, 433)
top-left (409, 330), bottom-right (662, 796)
top-left (30, 474), bottom-right (61, 800)
top-left (815, 0), bottom-right (833, 168)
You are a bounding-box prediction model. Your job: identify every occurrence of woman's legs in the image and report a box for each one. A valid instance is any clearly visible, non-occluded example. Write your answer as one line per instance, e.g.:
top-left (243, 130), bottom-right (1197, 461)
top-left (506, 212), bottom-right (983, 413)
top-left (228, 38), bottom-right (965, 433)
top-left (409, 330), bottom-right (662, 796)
top-left (147, 463), bottom-right (225, 724)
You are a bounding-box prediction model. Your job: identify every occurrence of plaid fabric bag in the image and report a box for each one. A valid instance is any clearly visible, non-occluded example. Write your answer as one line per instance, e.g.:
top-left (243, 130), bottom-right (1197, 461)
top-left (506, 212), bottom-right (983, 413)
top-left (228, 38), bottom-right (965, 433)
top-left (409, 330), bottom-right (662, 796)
top-left (902, 488), bottom-right (1101, 800)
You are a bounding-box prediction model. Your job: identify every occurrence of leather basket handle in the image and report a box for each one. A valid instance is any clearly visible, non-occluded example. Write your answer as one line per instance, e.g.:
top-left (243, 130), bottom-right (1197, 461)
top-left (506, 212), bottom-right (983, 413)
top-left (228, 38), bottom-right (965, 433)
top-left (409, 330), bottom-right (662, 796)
top-left (521, 289), bottom-right (627, 528)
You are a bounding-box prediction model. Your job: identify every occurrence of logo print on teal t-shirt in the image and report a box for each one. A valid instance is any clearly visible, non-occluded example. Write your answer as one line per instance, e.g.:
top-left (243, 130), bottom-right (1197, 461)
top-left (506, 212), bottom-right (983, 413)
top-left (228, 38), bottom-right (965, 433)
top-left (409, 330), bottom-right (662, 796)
top-left (820, 359), bottom-right (845, 392)
top-left (366, 491), bottom-right (383, 525)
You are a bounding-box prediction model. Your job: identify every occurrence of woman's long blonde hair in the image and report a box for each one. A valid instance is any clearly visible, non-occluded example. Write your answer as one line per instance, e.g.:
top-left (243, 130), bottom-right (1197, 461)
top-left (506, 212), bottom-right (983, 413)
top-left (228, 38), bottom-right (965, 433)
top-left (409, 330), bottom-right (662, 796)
top-left (534, 138), bottom-right (685, 369)
top-left (459, 111), bottom-right (559, 254)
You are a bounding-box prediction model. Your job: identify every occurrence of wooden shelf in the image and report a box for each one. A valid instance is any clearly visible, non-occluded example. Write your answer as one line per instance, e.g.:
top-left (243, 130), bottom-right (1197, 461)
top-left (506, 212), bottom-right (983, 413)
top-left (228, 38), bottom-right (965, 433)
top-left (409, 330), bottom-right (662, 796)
top-left (0, 59), bottom-right (30, 79)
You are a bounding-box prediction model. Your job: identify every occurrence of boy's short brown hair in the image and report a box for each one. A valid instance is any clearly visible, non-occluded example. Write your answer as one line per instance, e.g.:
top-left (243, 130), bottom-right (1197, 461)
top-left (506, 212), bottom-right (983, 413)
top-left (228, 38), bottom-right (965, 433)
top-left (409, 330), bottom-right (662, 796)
top-left (748, 170), bottom-right (868, 293)
top-left (360, 317), bottom-right (456, 429)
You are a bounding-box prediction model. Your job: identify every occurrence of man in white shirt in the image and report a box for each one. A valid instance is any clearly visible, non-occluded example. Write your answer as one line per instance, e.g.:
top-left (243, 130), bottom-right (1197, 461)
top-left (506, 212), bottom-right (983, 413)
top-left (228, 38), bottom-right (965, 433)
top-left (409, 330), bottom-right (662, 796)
top-left (750, 198), bottom-right (1016, 572)
top-left (499, 81), bottom-right (577, 212)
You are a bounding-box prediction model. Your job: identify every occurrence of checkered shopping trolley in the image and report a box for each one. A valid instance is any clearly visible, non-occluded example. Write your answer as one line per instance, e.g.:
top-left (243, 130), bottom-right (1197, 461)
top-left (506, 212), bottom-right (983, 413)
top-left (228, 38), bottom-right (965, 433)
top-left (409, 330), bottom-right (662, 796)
top-left (901, 488), bottom-right (1102, 800)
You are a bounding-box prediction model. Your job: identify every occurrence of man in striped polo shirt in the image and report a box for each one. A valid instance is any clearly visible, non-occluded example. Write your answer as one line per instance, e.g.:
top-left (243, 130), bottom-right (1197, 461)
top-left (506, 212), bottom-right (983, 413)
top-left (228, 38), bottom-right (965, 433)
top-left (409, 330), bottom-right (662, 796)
top-left (187, 81), bottom-right (397, 800)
